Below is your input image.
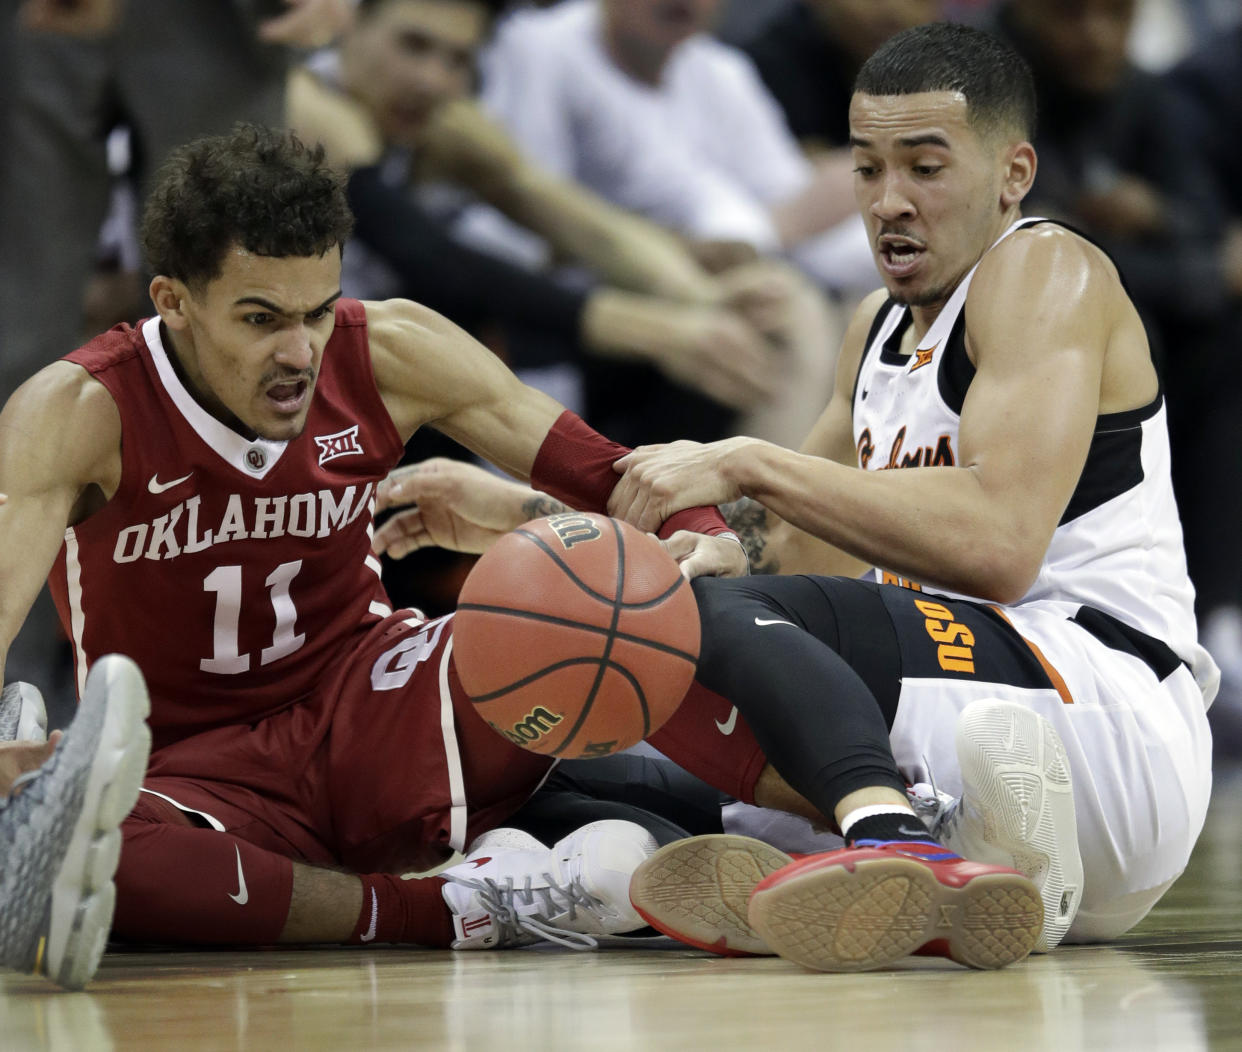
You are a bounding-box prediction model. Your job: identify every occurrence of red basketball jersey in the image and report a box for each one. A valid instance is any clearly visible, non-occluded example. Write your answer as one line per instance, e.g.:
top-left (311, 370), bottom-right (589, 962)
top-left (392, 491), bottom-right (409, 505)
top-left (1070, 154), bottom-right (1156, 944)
top-left (49, 300), bottom-right (406, 746)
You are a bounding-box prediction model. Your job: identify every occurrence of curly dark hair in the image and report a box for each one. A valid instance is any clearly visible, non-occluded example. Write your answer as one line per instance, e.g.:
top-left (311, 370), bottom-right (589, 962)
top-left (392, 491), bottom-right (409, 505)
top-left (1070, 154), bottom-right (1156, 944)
top-left (140, 124), bottom-right (355, 288)
top-left (855, 22), bottom-right (1037, 142)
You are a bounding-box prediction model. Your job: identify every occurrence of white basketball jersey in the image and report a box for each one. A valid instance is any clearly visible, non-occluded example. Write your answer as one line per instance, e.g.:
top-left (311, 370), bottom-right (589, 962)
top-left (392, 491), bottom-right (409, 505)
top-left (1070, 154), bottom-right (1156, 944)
top-left (853, 218), bottom-right (1218, 703)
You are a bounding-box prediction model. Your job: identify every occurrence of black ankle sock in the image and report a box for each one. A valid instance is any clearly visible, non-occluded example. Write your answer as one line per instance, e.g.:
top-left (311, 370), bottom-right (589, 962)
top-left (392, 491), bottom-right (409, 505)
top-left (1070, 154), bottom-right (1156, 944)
top-left (845, 812), bottom-right (937, 846)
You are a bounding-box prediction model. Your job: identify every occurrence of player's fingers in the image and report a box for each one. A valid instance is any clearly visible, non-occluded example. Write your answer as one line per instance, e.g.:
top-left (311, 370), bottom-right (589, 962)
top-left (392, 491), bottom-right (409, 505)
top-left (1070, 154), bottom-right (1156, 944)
top-left (376, 460), bottom-right (455, 514)
top-left (635, 493), bottom-right (667, 534)
top-left (605, 473), bottom-right (638, 520)
top-left (659, 529), bottom-right (700, 564)
top-left (372, 509), bottom-right (427, 557)
top-left (673, 543), bottom-right (719, 581)
top-left (375, 466), bottom-right (420, 513)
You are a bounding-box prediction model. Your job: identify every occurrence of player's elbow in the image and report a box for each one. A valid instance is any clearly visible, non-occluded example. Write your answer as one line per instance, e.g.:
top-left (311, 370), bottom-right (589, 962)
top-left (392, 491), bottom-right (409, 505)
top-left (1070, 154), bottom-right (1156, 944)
top-left (966, 536), bottom-right (1043, 605)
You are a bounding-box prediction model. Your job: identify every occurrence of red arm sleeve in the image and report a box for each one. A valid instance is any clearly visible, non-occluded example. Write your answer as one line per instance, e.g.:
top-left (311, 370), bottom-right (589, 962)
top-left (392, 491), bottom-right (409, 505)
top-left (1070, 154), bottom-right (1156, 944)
top-left (529, 410), bottom-right (733, 539)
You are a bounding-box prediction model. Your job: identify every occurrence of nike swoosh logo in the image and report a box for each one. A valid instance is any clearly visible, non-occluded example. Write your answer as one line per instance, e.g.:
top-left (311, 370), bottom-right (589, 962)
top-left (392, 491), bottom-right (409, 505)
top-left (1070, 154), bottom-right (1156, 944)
top-left (754, 617), bottom-right (796, 628)
top-left (898, 824), bottom-right (931, 838)
top-left (715, 706), bottom-right (739, 736)
top-left (466, 856), bottom-right (492, 869)
top-left (228, 845), bottom-right (249, 905)
top-left (359, 888), bottom-right (379, 942)
top-left (148, 472), bottom-right (193, 495)
top-left (1003, 715), bottom-right (1018, 752)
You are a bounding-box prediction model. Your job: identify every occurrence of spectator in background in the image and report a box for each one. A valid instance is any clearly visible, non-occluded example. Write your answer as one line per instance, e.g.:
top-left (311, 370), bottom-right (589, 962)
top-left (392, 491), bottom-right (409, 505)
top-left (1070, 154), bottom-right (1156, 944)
top-left (0, 0), bottom-right (354, 720)
top-left (1165, 24), bottom-right (1242, 748)
top-left (978, 0), bottom-right (1227, 344)
top-left (477, 0), bottom-right (875, 292)
top-left (294, 0), bottom-right (841, 461)
top-left (739, 0), bottom-right (942, 158)
top-left (976, 0), bottom-right (1242, 725)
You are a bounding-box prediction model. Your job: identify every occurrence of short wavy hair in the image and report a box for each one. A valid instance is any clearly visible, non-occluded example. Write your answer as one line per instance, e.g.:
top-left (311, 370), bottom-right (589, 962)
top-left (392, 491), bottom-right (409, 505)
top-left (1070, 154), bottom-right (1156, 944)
top-left (140, 124), bottom-right (355, 288)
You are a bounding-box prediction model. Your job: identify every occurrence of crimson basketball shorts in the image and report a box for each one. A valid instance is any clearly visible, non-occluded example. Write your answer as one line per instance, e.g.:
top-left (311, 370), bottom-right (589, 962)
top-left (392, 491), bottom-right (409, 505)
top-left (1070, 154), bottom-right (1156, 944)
top-left (139, 609), bottom-right (772, 873)
top-left (141, 611), bottom-right (554, 874)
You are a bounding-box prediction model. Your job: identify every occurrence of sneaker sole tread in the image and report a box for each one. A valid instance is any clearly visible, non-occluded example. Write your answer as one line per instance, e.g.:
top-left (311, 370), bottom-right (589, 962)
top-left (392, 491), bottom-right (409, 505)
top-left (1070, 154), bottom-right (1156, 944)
top-left (954, 701), bottom-right (1082, 952)
top-left (629, 834), bottom-right (791, 956)
top-left (749, 855), bottom-right (1042, 972)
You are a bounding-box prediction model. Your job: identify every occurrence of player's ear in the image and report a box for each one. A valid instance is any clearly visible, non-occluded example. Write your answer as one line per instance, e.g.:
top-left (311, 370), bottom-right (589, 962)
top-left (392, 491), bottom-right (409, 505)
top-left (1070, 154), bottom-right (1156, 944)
top-left (1000, 141), bottom-right (1036, 209)
top-left (149, 275), bottom-right (192, 331)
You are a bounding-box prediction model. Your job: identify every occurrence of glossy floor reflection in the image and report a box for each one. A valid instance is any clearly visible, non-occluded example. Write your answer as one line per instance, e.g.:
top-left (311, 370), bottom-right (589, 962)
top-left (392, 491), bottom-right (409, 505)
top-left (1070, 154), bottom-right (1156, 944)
top-left (5, 765), bottom-right (1242, 1051)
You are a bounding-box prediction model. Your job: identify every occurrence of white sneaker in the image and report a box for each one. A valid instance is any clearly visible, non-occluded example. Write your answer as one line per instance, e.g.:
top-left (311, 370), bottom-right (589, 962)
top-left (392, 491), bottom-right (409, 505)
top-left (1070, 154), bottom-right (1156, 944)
top-left (441, 820), bottom-right (658, 950)
top-left (912, 700), bottom-right (1082, 952)
top-left (0, 681), bottom-right (48, 743)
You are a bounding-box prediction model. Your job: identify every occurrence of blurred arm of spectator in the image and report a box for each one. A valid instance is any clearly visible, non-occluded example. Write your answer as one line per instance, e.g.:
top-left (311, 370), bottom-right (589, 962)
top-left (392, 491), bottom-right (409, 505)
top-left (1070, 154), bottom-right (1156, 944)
top-left (415, 98), bottom-right (724, 304)
top-left (287, 65), bottom-right (384, 171)
top-left (257, 0), bottom-right (356, 49)
top-left (1097, 77), bottom-right (1230, 322)
top-left (770, 148), bottom-right (858, 247)
top-left (344, 165), bottom-right (782, 410)
top-left (17, 0), bottom-right (119, 36)
top-left (1075, 172), bottom-right (1168, 241)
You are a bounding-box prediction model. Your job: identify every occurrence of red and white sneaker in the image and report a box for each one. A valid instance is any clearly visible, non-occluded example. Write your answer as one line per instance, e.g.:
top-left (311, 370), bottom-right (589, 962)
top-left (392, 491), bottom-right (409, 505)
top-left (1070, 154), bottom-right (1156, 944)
top-left (747, 840), bottom-right (1043, 972)
top-left (628, 834), bottom-right (793, 956)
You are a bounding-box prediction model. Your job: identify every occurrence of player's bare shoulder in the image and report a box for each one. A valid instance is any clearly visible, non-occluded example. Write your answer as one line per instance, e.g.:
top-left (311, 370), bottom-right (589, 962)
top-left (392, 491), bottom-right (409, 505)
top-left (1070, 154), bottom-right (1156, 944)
top-left (362, 296), bottom-right (455, 376)
top-left (971, 224), bottom-right (1126, 326)
top-left (965, 223), bottom-right (1155, 410)
top-left (0, 360), bottom-right (123, 509)
top-left (362, 297), bottom-right (510, 436)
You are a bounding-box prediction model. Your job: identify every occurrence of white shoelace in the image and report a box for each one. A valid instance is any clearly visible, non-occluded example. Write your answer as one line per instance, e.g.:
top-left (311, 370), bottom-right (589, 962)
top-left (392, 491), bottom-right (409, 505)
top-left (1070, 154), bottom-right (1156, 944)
top-left (444, 871), bottom-right (605, 950)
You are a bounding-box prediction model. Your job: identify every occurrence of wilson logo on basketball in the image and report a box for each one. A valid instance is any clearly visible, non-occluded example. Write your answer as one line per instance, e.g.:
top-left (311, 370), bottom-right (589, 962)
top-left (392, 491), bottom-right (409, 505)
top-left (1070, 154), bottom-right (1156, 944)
top-left (546, 513), bottom-right (602, 550)
top-left (493, 707), bottom-right (564, 747)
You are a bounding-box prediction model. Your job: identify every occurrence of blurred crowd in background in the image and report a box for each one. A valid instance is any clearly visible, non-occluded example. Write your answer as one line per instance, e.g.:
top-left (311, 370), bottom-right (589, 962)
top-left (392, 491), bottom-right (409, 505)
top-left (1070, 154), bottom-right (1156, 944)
top-left (5, 0), bottom-right (1242, 751)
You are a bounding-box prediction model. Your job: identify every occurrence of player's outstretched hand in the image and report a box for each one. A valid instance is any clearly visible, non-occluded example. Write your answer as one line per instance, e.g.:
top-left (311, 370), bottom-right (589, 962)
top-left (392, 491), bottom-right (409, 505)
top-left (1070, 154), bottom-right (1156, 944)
top-left (373, 458), bottom-right (548, 559)
top-left (660, 530), bottom-right (748, 580)
top-left (610, 437), bottom-right (755, 533)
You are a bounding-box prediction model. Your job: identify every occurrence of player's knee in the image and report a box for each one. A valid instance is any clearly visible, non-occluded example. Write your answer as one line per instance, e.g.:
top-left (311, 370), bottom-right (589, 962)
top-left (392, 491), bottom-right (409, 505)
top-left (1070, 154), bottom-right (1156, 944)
top-left (691, 576), bottom-right (754, 668)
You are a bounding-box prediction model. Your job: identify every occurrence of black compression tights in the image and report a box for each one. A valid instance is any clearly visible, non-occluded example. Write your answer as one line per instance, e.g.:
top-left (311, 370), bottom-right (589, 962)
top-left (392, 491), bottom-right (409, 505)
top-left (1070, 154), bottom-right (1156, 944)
top-left (690, 574), bottom-right (909, 822)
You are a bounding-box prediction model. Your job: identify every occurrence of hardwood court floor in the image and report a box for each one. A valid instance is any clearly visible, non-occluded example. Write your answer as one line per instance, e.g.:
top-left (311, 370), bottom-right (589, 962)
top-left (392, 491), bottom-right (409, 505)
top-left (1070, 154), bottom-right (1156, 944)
top-left (5, 766), bottom-right (1242, 1052)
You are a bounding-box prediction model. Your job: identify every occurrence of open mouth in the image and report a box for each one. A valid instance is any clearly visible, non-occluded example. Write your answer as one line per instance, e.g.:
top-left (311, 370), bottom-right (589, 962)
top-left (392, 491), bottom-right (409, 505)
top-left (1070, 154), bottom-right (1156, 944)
top-left (879, 235), bottom-right (926, 276)
top-left (265, 378), bottom-right (310, 413)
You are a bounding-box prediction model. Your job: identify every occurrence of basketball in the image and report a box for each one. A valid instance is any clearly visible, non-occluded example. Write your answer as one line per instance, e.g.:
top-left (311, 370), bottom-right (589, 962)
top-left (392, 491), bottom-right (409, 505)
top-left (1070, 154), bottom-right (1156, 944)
top-left (452, 512), bottom-right (701, 759)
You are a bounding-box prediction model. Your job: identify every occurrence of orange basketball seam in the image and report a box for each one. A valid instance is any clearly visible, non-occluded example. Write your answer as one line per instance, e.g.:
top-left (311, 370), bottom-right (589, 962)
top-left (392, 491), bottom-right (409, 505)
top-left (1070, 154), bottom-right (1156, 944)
top-left (557, 519), bottom-right (630, 756)
top-left (512, 525), bottom-right (684, 608)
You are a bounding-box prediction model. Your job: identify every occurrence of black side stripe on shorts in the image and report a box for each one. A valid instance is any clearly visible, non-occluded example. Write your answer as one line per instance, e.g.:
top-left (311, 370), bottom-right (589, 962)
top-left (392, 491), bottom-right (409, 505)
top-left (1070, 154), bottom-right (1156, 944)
top-left (1071, 606), bottom-right (1185, 681)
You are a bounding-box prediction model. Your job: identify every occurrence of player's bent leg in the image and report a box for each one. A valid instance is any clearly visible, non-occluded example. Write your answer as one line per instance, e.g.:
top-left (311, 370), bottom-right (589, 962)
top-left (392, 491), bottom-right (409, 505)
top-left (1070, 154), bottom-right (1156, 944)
top-left (0, 655), bottom-right (151, 990)
top-left (115, 792), bottom-right (457, 948)
top-left (747, 841), bottom-right (1043, 973)
top-left (629, 834), bottom-right (793, 956)
top-left (441, 820), bottom-right (658, 949)
top-left (114, 802), bottom-right (295, 945)
top-left (912, 699), bottom-right (1083, 952)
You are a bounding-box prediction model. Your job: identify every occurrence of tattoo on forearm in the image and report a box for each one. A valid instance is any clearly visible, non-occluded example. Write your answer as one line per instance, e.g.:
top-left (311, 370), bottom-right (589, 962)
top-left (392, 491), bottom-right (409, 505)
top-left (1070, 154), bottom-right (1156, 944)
top-left (723, 498), bottom-right (780, 575)
top-left (521, 494), bottom-right (570, 520)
